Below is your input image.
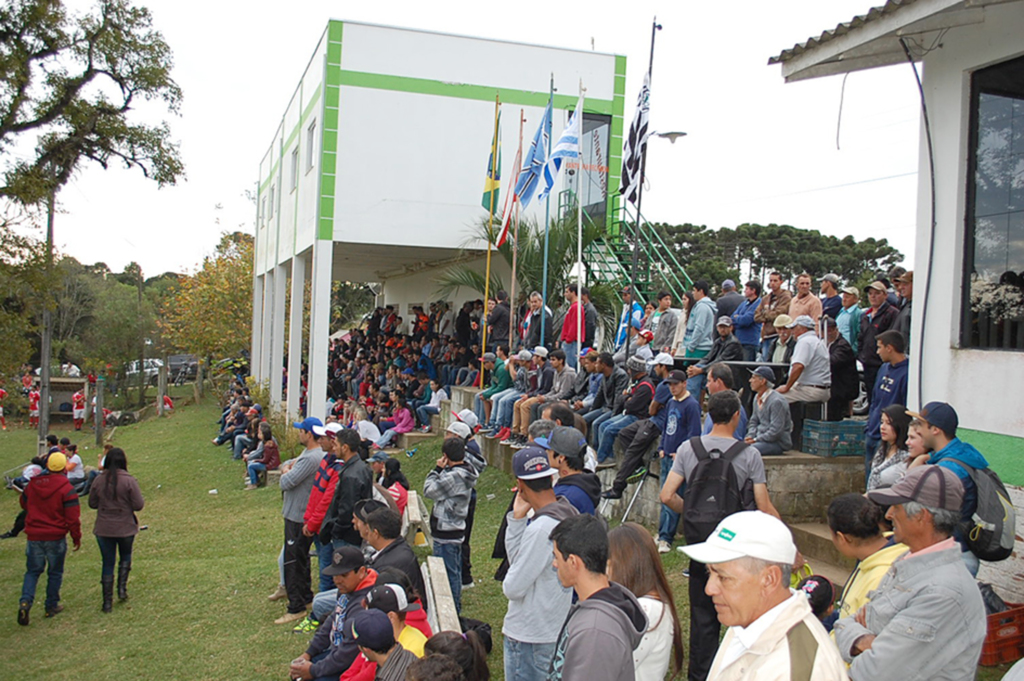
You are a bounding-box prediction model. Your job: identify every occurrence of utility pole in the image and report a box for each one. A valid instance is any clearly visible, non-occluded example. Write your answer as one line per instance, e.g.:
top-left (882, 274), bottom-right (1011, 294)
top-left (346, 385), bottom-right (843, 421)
top-left (37, 190), bottom-right (55, 453)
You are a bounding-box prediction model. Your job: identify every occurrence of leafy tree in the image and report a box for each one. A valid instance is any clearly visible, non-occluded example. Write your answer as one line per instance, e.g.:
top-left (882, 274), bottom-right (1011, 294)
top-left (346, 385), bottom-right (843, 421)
top-left (0, 211), bottom-right (43, 379)
top-left (0, 0), bottom-right (184, 204)
top-left (160, 231), bottom-right (253, 362)
top-left (331, 282), bottom-right (375, 331)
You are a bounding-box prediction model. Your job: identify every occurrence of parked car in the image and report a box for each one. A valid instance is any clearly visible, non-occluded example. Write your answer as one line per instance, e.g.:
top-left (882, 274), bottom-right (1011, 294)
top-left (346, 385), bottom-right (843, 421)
top-left (125, 358), bottom-right (164, 386)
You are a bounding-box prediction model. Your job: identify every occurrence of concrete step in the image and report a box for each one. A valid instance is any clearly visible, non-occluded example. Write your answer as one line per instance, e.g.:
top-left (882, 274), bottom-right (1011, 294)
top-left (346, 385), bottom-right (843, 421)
top-left (791, 521), bottom-right (855, 586)
top-left (396, 431), bottom-right (434, 449)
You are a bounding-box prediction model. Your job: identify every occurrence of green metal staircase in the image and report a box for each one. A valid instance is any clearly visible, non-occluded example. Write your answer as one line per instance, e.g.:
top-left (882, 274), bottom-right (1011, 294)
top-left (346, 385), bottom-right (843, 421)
top-left (559, 190), bottom-right (693, 305)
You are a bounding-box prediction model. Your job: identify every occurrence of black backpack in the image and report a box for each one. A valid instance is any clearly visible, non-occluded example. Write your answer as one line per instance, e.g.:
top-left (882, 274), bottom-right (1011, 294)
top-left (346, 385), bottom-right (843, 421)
top-left (682, 437), bottom-right (756, 544)
top-left (944, 456), bottom-right (1016, 562)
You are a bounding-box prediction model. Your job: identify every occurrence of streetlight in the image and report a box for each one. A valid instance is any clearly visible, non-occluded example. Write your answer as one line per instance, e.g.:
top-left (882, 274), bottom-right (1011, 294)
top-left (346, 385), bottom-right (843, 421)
top-left (653, 131), bottom-right (687, 144)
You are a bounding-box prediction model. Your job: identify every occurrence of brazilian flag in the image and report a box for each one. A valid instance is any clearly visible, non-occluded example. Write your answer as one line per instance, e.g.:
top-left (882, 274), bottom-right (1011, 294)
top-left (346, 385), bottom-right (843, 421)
top-left (482, 109), bottom-right (501, 214)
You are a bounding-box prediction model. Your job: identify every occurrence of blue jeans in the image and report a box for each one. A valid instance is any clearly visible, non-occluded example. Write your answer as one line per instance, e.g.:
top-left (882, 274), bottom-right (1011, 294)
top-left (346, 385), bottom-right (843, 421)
top-left (686, 372), bottom-right (707, 401)
top-left (433, 541), bottom-right (463, 613)
top-left (233, 434), bottom-right (251, 460)
top-left (315, 537), bottom-right (333, 593)
top-left (658, 456), bottom-right (682, 544)
top-left (312, 588), bottom-right (337, 621)
top-left (416, 404), bottom-right (439, 426)
top-left (561, 341), bottom-right (579, 369)
top-left (583, 408), bottom-right (612, 447)
top-left (473, 392), bottom-right (487, 427)
top-left (504, 637), bottom-right (557, 681)
top-left (597, 414), bottom-right (637, 463)
top-left (962, 548), bottom-right (980, 577)
top-left (753, 441), bottom-right (785, 456)
top-left (759, 338), bottom-right (776, 362)
top-left (247, 461), bottom-right (266, 485)
top-left (96, 535), bottom-right (134, 577)
top-left (741, 344), bottom-right (758, 362)
top-left (375, 428), bottom-right (399, 448)
top-left (492, 389), bottom-right (524, 428)
top-left (21, 538), bottom-right (66, 609)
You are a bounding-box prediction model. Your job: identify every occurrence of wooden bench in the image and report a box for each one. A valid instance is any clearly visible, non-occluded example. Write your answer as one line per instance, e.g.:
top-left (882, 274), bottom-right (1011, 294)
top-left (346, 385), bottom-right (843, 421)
top-left (422, 555), bottom-right (461, 633)
top-left (404, 490), bottom-right (431, 547)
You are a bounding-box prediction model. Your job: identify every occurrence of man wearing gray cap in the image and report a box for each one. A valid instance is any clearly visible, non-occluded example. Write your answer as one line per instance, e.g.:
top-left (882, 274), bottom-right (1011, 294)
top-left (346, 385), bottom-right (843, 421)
top-left (715, 280), bottom-right (743, 320)
top-left (778, 315), bottom-right (831, 447)
top-left (686, 317), bottom-right (744, 396)
top-left (745, 367), bottom-right (793, 456)
top-left (834, 466), bottom-right (986, 681)
top-left (679, 511), bottom-right (846, 680)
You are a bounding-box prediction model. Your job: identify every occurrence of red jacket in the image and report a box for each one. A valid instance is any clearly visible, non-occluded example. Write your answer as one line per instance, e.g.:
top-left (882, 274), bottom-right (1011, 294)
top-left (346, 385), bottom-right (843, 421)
top-left (21, 472), bottom-right (82, 544)
top-left (561, 300), bottom-right (583, 342)
top-left (303, 454), bottom-right (341, 533)
top-left (262, 440), bottom-right (281, 470)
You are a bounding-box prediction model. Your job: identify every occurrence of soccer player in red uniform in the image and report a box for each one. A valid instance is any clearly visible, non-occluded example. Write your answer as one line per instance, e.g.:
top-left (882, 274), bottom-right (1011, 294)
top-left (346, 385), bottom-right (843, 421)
top-left (72, 389), bottom-right (86, 430)
top-left (28, 388), bottom-right (40, 428)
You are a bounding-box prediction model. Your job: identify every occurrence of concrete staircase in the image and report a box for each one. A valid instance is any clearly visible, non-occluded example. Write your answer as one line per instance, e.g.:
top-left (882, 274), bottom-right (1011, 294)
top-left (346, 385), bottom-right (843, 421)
top-left (445, 386), bottom-right (858, 584)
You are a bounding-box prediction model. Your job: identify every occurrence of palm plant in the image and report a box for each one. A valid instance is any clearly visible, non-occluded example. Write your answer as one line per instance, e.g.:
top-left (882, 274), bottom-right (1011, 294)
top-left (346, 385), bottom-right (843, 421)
top-left (434, 214), bottom-right (623, 349)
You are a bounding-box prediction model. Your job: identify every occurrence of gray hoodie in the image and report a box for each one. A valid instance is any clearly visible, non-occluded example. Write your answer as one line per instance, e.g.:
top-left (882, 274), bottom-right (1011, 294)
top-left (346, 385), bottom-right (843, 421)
top-left (279, 446), bottom-right (325, 523)
top-left (547, 581), bottom-right (647, 681)
top-left (503, 497), bottom-right (579, 644)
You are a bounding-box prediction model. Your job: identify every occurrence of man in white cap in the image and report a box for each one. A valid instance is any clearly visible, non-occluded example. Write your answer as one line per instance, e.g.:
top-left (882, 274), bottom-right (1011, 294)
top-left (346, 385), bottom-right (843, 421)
top-left (834, 465), bottom-right (985, 681)
top-left (680, 511), bottom-right (847, 681)
top-left (778, 314), bottom-right (831, 449)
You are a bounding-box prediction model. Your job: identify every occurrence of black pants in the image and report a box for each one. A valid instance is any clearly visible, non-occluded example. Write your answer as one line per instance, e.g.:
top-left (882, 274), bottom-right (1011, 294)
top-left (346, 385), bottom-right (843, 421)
top-left (283, 519), bottom-right (313, 614)
top-left (460, 489), bottom-right (477, 584)
top-left (610, 419), bottom-right (660, 494)
top-left (688, 558), bottom-right (720, 681)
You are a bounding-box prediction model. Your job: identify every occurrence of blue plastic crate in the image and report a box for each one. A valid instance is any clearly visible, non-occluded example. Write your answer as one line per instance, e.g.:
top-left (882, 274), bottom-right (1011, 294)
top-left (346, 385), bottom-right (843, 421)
top-left (802, 419), bottom-right (865, 457)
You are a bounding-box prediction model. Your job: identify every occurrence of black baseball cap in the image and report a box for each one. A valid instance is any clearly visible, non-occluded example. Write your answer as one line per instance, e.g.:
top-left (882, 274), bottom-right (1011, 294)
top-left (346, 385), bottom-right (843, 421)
top-left (323, 545), bottom-right (366, 576)
top-left (665, 369), bottom-right (687, 383)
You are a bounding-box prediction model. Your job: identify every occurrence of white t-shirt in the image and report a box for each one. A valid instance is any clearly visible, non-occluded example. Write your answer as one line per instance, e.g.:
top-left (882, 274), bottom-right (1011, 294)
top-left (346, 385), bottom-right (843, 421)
top-left (634, 596), bottom-right (674, 681)
top-left (356, 420), bottom-right (381, 442)
top-left (66, 454), bottom-right (85, 481)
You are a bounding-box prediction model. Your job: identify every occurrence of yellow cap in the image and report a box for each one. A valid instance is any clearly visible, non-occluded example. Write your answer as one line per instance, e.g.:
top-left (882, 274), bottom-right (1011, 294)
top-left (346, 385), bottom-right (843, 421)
top-left (47, 452), bottom-right (67, 472)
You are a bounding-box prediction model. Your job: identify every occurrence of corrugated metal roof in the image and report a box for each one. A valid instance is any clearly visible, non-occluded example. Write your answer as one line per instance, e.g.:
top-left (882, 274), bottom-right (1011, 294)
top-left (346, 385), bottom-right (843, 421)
top-left (768, 0), bottom-right (921, 65)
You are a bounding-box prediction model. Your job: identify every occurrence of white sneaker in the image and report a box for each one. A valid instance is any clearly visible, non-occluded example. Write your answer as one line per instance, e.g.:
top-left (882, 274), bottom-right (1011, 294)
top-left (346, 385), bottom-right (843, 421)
top-left (657, 540), bottom-right (671, 554)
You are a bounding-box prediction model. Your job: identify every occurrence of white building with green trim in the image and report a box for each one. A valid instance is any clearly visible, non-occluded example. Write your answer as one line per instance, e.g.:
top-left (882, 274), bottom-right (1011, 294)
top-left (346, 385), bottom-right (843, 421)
top-left (251, 20), bottom-right (625, 419)
top-left (771, 0), bottom-right (1024, 600)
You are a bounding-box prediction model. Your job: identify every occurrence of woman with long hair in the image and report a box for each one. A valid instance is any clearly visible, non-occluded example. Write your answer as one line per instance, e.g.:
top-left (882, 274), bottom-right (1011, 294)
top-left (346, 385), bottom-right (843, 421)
top-left (373, 395), bottom-right (414, 449)
top-left (87, 447), bottom-right (144, 613)
top-left (607, 522), bottom-right (684, 680)
top-left (867, 404), bottom-right (911, 491)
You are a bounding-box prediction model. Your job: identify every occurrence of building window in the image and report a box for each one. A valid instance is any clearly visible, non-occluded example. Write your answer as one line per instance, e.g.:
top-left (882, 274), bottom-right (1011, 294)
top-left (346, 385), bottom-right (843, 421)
top-left (261, 196), bottom-right (267, 226)
top-left (306, 120), bottom-right (317, 172)
top-left (268, 185), bottom-right (275, 219)
top-left (963, 54), bottom-right (1024, 350)
top-left (290, 148), bottom-right (299, 192)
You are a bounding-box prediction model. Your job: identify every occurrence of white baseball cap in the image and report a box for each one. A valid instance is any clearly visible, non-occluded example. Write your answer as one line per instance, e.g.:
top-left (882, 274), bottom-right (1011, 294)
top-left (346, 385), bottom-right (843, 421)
top-left (679, 511), bottom-right (797, 565)
top-left (651, 352), bottom-right (675, 366)
top-left (446, 421), bottom-right (472, 439)
top-left (453, 408), bottom-right (479, 430)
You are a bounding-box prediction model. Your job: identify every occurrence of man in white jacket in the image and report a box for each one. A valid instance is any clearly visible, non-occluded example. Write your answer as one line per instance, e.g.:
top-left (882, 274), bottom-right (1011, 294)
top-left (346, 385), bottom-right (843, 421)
top-left (680, 511), bottom-right (848, 681)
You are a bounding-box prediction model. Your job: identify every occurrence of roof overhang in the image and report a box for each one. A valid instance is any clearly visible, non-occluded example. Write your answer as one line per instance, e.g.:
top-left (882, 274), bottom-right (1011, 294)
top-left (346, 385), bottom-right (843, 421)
top-left (768, 0), bottom-right (1022, 82)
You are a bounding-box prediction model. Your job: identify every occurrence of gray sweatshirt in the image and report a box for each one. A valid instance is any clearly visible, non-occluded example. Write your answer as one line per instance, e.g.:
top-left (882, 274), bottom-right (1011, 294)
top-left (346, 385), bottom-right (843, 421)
top-left (279, 446), bottom-right (325, 523)
top-left (747, 389), bottom-right (793, 450)
top-left (502, 497), bottom-right (578, 644)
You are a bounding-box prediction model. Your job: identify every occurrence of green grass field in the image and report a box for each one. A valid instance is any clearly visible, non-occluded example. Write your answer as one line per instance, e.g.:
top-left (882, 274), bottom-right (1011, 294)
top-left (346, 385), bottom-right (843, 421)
top-left (0, 397), bottom-right (1013, 680)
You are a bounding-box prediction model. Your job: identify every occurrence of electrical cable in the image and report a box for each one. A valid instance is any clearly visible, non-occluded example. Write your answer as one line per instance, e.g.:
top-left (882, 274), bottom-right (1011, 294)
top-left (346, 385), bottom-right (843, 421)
top-left (898, 37), bottom-right (935, 407)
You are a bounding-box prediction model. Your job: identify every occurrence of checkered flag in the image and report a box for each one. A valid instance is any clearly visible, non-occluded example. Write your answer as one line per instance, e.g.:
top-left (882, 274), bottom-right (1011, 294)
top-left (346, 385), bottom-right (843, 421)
top-left (620, 72), bottom-right (651, 205)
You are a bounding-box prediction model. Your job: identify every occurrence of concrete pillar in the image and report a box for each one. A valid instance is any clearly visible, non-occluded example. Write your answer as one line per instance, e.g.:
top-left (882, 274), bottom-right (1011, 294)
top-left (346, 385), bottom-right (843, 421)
top-left (287, 254), bottom-right (306, 419)
top-left (306, 240), bottom-right (332, 421)
top-left (259, 269), bottom-right (274, 384)
top-left (251, 273), bottom-right (265, 383)
top-left (269, 263), bottom-right (288, 409)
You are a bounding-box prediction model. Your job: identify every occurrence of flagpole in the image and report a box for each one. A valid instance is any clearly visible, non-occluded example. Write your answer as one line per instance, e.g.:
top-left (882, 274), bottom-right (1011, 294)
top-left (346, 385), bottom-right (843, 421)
top-left (509, 109), bottom-right (524, 351)
top-left (576, 80), bottom-right (585, 352)
top-left (481, 94), bottom-right (499, 386)
top-left (540, 74), bottom-right (553, 348)
top-left (626, 17), bottom-right (660, 361)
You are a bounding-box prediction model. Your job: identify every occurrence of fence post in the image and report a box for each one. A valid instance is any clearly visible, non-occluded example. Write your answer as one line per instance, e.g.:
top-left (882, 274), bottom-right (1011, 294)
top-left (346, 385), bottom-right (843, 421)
top-left (95, 377), bottom-right (105, 445)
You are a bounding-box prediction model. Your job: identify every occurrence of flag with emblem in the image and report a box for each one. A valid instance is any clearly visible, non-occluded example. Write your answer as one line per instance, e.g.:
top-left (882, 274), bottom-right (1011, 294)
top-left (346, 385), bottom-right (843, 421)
top-left (482, 110), bottom-right (502, 214)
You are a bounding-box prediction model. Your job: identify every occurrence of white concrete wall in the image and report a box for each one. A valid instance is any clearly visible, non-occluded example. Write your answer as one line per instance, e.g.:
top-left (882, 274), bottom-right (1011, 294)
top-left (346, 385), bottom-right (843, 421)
top-left (380, 255), bottom-right (513, 323)
top-left (332, 22), bottom-right (618, 251)
top-left (255, 28), bottom-right (327, 274)
top-left (911, 2), bottom-right (1024, 438)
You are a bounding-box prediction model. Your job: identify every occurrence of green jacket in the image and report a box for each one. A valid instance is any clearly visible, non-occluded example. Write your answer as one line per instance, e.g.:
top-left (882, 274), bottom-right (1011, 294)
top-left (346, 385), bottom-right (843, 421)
top-left (482, 359), bottom-right (511, 398)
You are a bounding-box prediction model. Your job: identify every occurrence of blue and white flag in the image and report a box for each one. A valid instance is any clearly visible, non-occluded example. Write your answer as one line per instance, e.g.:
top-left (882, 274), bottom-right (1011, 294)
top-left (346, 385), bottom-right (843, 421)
top-left (514, 101), bottom-right (552, 210)
top-left (537, 93), bottom-right (585, 202)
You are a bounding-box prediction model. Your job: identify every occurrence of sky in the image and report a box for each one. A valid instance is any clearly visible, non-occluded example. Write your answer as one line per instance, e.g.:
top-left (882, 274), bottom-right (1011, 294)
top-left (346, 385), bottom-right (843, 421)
top-left (38, 0), bottom-right (921, 276)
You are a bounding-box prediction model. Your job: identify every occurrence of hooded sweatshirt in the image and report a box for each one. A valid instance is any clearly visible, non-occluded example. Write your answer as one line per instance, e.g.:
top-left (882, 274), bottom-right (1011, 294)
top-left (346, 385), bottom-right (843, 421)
top-left (423, 461), bottom-right (479, 542)
top-left (21, 471), bottom-right (82, 544)
top-left (554, 472), bottom-right (601, 515)
top-left (503, 496), bottom-right (579, 644)
top-left (548, 580), bottom-right (647, 681)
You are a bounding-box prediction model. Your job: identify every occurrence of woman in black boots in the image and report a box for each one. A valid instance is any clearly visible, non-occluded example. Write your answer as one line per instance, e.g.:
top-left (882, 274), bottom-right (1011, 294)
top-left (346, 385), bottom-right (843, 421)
top-left (88, 448), bottom-right (144, 612)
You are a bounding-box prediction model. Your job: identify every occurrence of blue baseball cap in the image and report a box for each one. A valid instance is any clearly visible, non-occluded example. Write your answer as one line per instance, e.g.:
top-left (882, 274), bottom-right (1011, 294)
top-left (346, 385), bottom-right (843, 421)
top-left (511, 445), bottom-right (557, 480)
top-left (293, 416), bottom-right (324, 432)
top-left (907, 402), bottom-right (958, 437)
